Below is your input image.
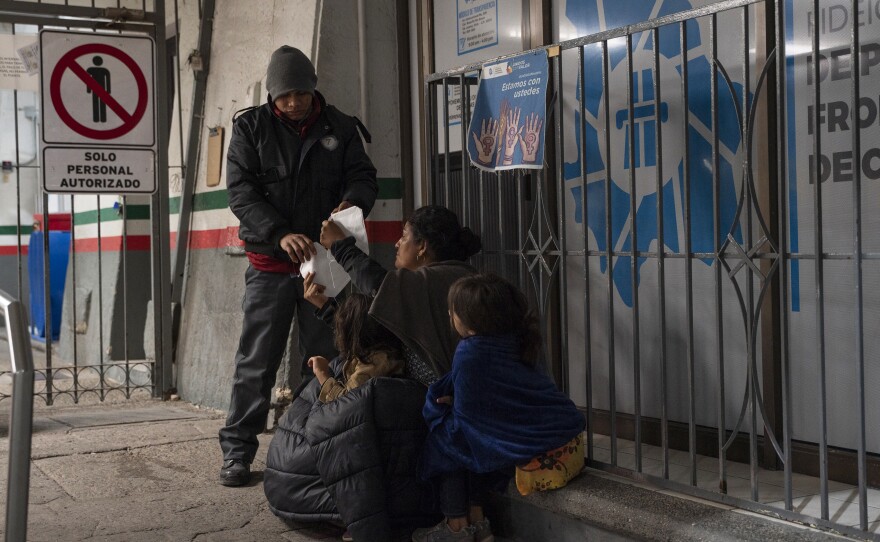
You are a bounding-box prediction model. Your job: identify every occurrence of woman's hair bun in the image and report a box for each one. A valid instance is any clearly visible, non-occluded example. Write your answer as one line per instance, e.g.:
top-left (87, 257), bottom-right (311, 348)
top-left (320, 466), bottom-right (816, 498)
top-left (457, 227), bottom-right (482, 260)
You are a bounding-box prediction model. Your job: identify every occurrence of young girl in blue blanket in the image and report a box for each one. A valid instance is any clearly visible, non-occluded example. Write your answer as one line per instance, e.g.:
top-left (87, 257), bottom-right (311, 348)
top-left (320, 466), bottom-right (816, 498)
top-left (412, 274), bottom-right (586, 542)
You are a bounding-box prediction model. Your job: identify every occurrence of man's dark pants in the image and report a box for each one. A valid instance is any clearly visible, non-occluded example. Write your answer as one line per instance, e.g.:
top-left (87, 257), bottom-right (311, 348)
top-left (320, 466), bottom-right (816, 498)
top-left (219, 266), bottom-right (337, 463)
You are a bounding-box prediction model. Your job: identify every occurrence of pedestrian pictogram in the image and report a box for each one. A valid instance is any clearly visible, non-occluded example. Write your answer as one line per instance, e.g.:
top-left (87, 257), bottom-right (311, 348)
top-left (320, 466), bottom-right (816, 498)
top-left (87, 55), bottom-right (111, 123)
top-left (40, 30), bottom-right (156, 194)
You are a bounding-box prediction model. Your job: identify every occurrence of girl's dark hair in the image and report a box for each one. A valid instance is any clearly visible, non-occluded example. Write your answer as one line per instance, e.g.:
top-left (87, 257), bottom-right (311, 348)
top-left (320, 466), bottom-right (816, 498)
top-left (407, 205), bottom-right (482, 262)
top-left (447, 274), bottom-right (542, 365)
top-left (334, 293), bottom-right (402, 362)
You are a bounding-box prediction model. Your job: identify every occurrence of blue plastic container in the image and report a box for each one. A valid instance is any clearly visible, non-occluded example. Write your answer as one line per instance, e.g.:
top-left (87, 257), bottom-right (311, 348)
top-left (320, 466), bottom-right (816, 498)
top-left (28, 231), bottom-right (71, 341)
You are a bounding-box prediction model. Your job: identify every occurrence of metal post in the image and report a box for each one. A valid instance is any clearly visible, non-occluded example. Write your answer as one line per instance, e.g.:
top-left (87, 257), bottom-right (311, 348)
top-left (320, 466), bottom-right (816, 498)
top-left (2, 289), bottom-right (35, 542)
top-left (152, 0), bottom-right (175, 396)
top-left (651, 27), bottom-right (668, 479)
top-left (171, 0), bottom-right (216, 307)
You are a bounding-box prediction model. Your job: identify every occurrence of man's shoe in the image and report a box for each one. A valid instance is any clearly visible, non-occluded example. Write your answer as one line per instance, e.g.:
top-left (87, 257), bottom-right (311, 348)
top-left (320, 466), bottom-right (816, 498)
top-left (219, 459), bottom-right (251, 487)
top-left (411, 520), bottom-right (474, 542)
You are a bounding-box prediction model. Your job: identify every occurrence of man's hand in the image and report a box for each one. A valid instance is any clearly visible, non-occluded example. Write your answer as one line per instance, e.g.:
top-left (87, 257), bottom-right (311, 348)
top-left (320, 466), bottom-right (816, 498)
top-left (331, 200), bottom-right (354, 214)
top-left (307, 356), bottom-right (332, 385)
top-left (435, 395), bottom-right (453, 405)
top-left (319, 220), bottom-right (346, 249)
top-left (280, 233), bottom-right (317, 263)
top-left (303, 272), bottom-right (329, 309)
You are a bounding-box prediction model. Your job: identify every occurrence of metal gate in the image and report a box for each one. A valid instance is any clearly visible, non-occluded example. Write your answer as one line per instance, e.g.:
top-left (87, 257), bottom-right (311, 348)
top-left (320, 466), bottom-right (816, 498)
top-left (0, 0), bottom-right (173, 405)
top-left (427, 0), bottom-right (880, 537)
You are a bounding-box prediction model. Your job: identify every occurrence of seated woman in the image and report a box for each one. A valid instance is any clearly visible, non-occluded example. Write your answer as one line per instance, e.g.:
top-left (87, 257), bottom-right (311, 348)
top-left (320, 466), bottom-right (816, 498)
top-left (307, 204), bottom-right (483, 385)
top-left (263, 206), bottom-right (482, 541)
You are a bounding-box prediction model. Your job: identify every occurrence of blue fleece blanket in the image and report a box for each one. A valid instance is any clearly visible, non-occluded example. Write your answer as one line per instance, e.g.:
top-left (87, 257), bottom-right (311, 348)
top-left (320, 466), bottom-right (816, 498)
top-left (419, 334), bottom-right (585, 479)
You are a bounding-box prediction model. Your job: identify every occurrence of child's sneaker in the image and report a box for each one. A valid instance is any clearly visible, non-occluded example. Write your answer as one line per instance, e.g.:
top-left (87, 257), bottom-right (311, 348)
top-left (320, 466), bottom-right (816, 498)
top-left (471, 518), bottom-right (494, 542)
top-left (341, 530), bottom-right (353, 542)
top-left (411, 520), bottom-right (474, 541)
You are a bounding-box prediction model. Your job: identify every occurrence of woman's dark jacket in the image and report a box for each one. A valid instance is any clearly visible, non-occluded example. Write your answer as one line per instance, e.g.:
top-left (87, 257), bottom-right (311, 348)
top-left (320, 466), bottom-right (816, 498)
top-left (226, 93), bottom-right (378, 257)
top-left (264, 375), bottom-right (438, 541)
top-left (320, 237), bottom-right (478, 378)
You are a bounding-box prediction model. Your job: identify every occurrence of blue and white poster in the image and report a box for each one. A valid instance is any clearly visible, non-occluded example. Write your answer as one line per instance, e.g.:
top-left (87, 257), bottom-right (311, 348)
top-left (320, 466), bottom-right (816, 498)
top-left (556, 0), bottom-right (753, 427)
top-left (556, 0), bottom-right (880, 454)
top-left (466, 50), bottom-right (547, 171)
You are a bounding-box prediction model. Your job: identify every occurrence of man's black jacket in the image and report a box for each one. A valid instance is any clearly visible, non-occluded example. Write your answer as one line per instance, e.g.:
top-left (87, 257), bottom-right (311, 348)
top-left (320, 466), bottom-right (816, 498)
top-left (226, 94), bottom-right (378, 257)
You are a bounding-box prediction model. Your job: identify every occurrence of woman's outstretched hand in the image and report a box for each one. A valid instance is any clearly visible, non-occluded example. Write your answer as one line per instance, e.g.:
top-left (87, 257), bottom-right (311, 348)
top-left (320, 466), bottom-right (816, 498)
top-left (303, 272), bottom-right (329, 309)
top-left (319, 220), bottom-right (346, 250)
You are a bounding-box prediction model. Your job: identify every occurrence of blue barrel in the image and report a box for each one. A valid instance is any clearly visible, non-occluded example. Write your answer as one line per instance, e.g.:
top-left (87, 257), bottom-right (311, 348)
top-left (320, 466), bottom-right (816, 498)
top-left (28, 231), bottom-right (71, 341)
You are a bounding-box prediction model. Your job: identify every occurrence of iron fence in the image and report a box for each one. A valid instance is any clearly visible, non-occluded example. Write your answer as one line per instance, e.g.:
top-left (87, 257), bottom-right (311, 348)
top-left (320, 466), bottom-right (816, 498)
top-left (427, 0), bottom-right (879, 537)
top-left (0, 0), bottom-right (175, 404)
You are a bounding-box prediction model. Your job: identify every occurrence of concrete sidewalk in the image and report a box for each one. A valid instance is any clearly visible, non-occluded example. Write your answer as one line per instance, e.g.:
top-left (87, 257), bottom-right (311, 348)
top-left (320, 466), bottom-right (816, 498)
top-left (0, 395), bottom-right (857, 542)
top-left (0, 397), bottom-right (350, 541)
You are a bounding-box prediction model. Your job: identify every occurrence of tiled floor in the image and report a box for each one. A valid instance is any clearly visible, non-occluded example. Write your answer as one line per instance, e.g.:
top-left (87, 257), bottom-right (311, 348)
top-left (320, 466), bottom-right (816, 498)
top-left (590, 433), bottom-right (880, 533)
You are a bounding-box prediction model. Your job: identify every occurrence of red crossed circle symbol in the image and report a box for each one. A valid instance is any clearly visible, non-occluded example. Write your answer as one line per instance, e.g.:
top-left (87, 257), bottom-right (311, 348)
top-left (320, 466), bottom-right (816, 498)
top-left (50, 43), bottom-right (148, 140)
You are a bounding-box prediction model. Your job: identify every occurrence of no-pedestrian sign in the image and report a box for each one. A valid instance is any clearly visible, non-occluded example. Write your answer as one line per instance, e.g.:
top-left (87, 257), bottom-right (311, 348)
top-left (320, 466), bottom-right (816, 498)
top-left (40, 30), bottom-right (156, 194)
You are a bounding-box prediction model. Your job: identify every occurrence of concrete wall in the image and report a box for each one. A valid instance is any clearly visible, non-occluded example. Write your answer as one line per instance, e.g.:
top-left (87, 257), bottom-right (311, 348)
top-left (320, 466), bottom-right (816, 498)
top-left (174, 0), bottom-right (405, 411)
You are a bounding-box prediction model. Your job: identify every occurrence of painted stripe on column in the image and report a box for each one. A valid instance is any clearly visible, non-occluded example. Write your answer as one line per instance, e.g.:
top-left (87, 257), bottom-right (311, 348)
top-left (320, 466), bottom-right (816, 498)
top-left (181, 221), bottom-right (401, 251)
top-left (0, 225), bottom-right (34, 235)
top-left (74, 235), bottom-right (151, 252)
top-left (169, 189), bottom-right (229, 214)
top-left (366, 221), bottom-right (402, 243)
top-left (68, 177), bottom-right (402, 249)
top-left (168, 177), bottom-right (401, 215)
top-left (0, 246), bottom-right (28, 256)
top-left (377, 177), bottom-right (402, 199)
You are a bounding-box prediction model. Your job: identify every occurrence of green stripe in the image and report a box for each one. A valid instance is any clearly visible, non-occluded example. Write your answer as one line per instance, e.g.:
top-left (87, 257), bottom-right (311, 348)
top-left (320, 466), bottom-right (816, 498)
top-left (82, 179), bottom-right (400, 222)
top-left (73, 205), bottom-right (151, 225)
top-left (0, 225), bottom-right (33, 235)
top-left (194, 190), bottom-right (228, 211)
top-left (168, 179), bottom-right (399, 216)
top-left (169, 190), bottom-right (229, 214)
top-left (377, 178), bottom-right (402, 199)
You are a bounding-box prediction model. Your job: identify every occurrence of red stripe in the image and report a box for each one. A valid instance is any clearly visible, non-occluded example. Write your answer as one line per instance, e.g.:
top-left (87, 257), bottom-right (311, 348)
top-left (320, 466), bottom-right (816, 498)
top-left (365, 220), bottom-right (403, 244)
top-left (0, 246), bottom-right (28, 256)
top-left (63, 222), bottom-right (401, 254)
top-left (187, 228), bottom-right (241, 249)
top-left (73, 235), bottom-right (151, 252)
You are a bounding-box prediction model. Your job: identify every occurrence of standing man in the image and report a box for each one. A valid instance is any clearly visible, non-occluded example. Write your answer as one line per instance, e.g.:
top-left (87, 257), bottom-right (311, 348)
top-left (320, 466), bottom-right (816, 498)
top-left (219, 45), bottom-right (378, 486)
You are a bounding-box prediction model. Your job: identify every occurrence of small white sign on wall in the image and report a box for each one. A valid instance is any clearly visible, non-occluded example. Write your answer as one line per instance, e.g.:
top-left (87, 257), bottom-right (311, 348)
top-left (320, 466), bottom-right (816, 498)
top-left (0, 35), bottom-right (39, 92)
top-left (457, 0), bottom-right (499, 55)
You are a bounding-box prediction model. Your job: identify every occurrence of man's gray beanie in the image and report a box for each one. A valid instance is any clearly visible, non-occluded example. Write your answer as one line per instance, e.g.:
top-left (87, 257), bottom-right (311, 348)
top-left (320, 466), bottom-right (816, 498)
top-left (266, 46), bottom-right (317, 99)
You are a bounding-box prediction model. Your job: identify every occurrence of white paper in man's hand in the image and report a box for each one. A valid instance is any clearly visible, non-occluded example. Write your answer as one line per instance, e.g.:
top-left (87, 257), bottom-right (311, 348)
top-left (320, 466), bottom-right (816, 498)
top-left (299, 206), bottom-right (369, 298)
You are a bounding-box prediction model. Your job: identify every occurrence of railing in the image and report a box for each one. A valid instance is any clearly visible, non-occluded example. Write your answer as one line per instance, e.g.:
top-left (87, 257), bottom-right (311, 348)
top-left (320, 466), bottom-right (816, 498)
top-left (426, 0), bottom-right (878, 539)
top-left (1, 289), bottom-right (34, 542)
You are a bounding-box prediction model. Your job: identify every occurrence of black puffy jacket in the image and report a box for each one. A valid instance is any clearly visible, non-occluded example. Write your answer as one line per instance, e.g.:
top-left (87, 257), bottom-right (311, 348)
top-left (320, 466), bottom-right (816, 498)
top-left (226, 93), bottom-right (378, 257)
top-left (264, 376), bottom-right (439, 541)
